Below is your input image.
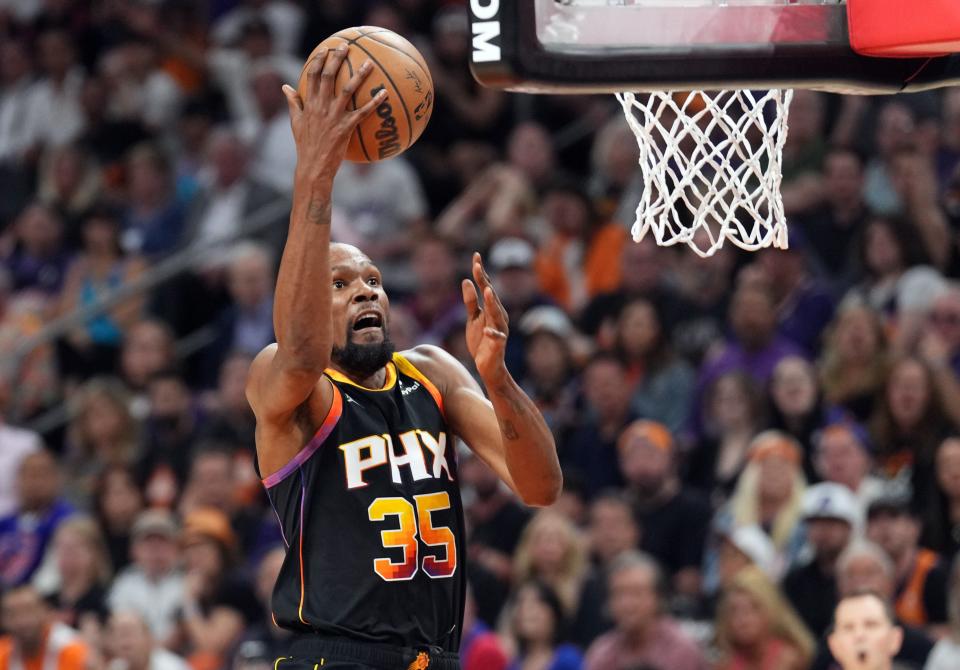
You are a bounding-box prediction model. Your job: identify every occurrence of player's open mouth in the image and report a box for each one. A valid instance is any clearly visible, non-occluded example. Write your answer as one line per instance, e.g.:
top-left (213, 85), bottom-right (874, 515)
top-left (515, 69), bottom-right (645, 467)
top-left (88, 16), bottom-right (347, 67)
top-left (857, 651), bottom-right (867, 663)
top-left (352, 312), bottom-right (383, 332)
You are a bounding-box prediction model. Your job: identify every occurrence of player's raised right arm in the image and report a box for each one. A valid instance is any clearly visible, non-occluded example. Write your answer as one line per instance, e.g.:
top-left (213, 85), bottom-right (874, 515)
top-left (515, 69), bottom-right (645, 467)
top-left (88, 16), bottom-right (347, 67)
top-left (246, 48), bottom-right (385, 429)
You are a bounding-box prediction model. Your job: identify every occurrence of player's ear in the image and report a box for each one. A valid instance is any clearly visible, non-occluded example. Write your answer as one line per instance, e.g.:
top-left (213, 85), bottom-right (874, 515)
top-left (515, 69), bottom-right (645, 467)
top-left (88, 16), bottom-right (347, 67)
top-left (887, 625), bottom-right (904, 656)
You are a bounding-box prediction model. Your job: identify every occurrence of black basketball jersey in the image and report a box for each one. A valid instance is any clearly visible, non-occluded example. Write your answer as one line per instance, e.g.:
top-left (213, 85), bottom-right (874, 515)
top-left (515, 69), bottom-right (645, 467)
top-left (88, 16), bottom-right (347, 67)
top-left (262, 353), bottom-right (465, 652)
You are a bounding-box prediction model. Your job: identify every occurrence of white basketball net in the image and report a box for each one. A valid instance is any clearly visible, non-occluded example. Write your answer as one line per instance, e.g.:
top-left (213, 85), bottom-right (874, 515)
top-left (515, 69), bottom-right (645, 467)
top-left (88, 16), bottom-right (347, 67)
top-left (617, 88), bottom-right (793, 257)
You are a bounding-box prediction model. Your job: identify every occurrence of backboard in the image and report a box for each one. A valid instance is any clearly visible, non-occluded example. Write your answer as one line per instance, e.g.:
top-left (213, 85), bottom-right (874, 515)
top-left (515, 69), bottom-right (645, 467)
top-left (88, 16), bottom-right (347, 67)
top-left (467, 0), bottom-right (960, 94)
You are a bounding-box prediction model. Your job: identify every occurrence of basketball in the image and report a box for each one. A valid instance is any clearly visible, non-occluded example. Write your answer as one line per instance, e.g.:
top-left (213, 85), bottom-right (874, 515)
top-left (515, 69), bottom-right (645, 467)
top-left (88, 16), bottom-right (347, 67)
top-left (298, 27), bottom-right (434, 163)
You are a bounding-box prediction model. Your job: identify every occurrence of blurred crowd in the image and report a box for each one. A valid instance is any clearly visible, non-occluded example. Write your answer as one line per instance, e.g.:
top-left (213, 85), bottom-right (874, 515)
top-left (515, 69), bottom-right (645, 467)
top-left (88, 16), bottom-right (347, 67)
top-left (2, 1), bottom-right (960, 670)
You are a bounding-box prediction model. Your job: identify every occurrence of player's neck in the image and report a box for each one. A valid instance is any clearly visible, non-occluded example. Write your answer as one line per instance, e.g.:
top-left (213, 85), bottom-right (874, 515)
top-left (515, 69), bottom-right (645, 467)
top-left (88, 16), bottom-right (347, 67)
top-left (332, 363), bottom-right (389, 389)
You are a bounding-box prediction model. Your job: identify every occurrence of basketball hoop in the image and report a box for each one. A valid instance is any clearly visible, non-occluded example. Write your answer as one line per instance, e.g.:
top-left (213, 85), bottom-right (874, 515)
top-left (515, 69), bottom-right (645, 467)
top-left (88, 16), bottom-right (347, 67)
top-left (616, 88), bottom-right (792, 258)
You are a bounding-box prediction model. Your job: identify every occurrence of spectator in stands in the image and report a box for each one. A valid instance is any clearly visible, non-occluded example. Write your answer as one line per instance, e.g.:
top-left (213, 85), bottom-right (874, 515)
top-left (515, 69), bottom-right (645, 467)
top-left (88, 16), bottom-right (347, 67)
top-left (716, 525), bottom-right (777, 590)
top-left (714, 566), bottom-right (815, 670)
top-left (921, 436), bottom-right (960, 557)
top-left (488, 238), bottom-right (553, 376)
top-left (889, 148), bottom-right (952, 272)
top-left (182, 128), bottom-right (287, 264)
top-left (43, 515), bottom-right (111, 637)
top-left (769, 355), bottom-right (829, 479)
top-left (139, 371), bottom-right (199, 509)
top-left (819, 301), bottom-right (889, 422)
top-left (753, 235), bottom-right (835, 356)
top-left (846, 217), bottom-right (945, 334)
top-left (179, 444), bottom-right (274, 558)
top-left (562, 354), bottom-right (634, 497)
top-left (460, 583), bottom-right (508, 670)
top-left (866, 495), bottom-right (948, 632)
top-left (589, 117), bottom-right (641, 226)
top-left (23, 27), bottom-right (85, 154)
top-left (925, 555), bottom-right (960, 670)
top-left (231, 547), bottom-right (290, 667)
top-left (0, 266), bottom-right (59, 423)
top-left (870, 356), bottom-right (954, 491)
top-left (203, 242), bottom-right (275, 383)
top-left (122, 144), bottom-right (187, 257)
top-left (795, 147), bottom-right (870, 289)
top-left (57, 206), bottom-right (146, 382)
top-left (507, 121), bottom-right (556, 191)
top-left (579, 492), bottom-right (640, 643)
top-left (93, 466), bottom-right (145, 574)
top-left (169, 508), bottom-right (259, 670)
top-left (0, 584), bottom-right (89, 670)
top-left (237, 62), bottom-right (297, 196)
top-left (0, 38), bottom-right (36, 175)
top-left (99, 38), bottom-right (182, 133)
top-left (64, 377), bottom-right (140, 504)
top-left (501, 580), bottom-right (583, 670)
top-left (401, 236), bottom-right (462, 344)
top-left (120, 318), bottom-right (176, 395)
top-left (812, 540), bottom-right (933, 670)
top-left (330, 152), bottom-right (430, 291)
top-left (718, 432), bottom-right (808, 580)
top-left (512, 510), bottom-right (592, 626)
top-left (0, 380), bottom-right (41, 518)
top-left (37, 144), bottom-right (102, 240)
top-left (618, 420), bottom-right (710, 599)
top-left (827, 591), bottom-right (903, 670)
top-left (918, 284), bottom-right (960, 381)
top-left (584, 551), bottom-right (706, 670)
top-left (107, 509), bottom-right (185, 643)
top-left (864, 101), bottom-right (916, 217)
top-left (613, 297), bottom-right (695, 433)
top-left (814, 421), bottom-right (885, 508)
top-left (784, 482), bottom-right (861, 637)
top-left (535, 176), bottom-right (627, 314)
top-left (687, 372), bottom-right (765, 506)
top-left (0, 450), bottom-right (73, 588)
top-left (517, 306), bottom-right (579, 439)
top-left (199, 351), bottom-right (257, 452)
top-left (5, 202), bottom-right (71, 298)
top-left (106, 610), bottom-right (189, 670)
top-left (696, 284), bottom-right (806, 428)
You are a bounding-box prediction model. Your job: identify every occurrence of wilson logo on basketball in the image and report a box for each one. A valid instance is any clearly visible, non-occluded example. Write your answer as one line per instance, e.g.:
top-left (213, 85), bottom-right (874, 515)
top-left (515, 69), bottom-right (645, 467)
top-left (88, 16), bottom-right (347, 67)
top-left (370, 85), bottom-right (401, 159)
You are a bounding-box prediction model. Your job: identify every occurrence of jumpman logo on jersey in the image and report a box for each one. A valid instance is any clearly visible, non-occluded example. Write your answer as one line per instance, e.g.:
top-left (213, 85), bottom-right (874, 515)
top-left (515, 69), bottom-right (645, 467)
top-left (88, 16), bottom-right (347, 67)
top-left (343, 392), bottom-right (362, 407)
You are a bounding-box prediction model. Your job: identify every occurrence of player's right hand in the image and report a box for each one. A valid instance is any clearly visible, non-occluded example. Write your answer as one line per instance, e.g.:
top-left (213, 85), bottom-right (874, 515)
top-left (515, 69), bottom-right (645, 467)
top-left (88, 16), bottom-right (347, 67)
top-left (282, 47), bottom-right (386, 186)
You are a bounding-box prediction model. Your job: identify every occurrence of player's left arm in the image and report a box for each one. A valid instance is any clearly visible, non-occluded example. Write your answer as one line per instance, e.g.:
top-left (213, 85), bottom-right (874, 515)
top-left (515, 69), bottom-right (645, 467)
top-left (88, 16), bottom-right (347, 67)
top-left (413, 253), bottom-right (562, 507)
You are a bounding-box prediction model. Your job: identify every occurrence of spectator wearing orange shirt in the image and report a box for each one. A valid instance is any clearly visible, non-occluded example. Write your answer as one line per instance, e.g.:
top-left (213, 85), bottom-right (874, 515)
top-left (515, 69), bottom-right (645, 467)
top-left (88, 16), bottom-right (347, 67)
top-left (535, 177), bottom-right (626, 314)
top-left (0, 585), bottom-right (88, 670)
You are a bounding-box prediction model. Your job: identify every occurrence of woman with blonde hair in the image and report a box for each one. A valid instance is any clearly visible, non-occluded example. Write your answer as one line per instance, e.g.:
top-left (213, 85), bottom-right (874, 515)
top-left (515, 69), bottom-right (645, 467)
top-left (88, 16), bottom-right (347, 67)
top-left (819, 300), bottom-right (889, 422)
top-left (42, 515), bottom-right (114, 646)
top-left (726, 431), bottom-right (808, 577)
top-left (65, 377), bottom-right (141, 504)
top-left (715, 566), bottom-right (815, 670)
top-left (512, 509), bottom-right (591, 619)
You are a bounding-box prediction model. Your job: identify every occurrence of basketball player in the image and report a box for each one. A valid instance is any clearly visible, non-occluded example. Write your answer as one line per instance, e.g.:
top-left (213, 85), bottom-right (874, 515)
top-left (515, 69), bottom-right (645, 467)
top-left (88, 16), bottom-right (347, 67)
top-left (828, 591), bottom-right (903, 670)
top-left (245, 47), bottom-right (563, 670)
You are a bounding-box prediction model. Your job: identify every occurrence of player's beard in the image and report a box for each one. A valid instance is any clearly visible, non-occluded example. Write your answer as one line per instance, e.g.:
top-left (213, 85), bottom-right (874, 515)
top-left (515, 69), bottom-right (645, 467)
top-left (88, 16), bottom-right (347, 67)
top-left (331, 326), bottom-right (396, 379)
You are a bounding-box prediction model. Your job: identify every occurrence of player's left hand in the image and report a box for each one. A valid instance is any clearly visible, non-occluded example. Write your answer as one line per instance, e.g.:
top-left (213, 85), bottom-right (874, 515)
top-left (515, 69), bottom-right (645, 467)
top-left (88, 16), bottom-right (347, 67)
top-left (462, 252), bottom-right (509, 381)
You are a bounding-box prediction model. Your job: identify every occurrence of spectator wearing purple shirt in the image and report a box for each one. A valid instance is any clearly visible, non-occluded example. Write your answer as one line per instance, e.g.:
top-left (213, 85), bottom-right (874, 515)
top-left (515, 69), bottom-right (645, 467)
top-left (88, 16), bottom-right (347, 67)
top-left (0, 450), bottom-right (74, 587)
top-left (4, 203), bottom-right (72, 297)
top-left (695, 283), bottom-right (806, 432)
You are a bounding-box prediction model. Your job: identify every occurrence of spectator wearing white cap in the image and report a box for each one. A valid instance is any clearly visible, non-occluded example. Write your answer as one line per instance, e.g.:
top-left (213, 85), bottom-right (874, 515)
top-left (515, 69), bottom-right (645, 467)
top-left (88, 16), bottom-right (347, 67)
top-left (107, 510), bottom-right (185, 643)
top-left (718, 525), bottom-right (778, 588)
top-left (518, 306), bottom-right (580, 438)
top-left (783, 482), bottom-right (862, 637)
top-left (487, 237), bottom-right (555, 375)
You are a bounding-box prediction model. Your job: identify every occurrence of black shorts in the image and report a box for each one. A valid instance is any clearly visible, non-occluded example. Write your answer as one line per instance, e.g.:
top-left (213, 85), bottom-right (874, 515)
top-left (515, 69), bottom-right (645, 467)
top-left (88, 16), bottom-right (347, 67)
top-left (278, 635), bottom-right (460, 670)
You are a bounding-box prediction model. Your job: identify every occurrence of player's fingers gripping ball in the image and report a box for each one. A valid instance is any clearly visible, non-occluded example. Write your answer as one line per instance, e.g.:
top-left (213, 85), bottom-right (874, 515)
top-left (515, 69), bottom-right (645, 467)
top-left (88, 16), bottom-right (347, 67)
top-left (299, 26), bottom-right (434, 163)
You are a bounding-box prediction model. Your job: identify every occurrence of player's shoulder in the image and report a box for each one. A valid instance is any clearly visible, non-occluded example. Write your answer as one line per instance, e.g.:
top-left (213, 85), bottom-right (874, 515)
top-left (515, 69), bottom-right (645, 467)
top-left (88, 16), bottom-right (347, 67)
top-left (399, 345), bottom-right (473, 394)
